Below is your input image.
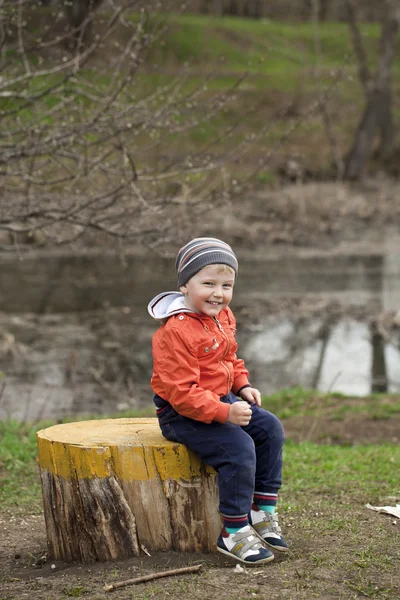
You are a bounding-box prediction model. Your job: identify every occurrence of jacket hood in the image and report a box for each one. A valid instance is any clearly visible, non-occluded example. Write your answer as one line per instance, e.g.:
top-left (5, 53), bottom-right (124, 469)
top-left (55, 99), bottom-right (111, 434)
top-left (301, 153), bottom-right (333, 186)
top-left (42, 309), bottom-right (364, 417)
top-left (148, 291), bottom-right (193, 321)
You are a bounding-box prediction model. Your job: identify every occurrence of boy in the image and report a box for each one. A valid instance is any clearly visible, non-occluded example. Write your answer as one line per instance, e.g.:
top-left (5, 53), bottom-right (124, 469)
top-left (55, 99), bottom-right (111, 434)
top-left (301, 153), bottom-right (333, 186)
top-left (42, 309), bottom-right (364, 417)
top-left (148, 237), bottom-right (288, 566)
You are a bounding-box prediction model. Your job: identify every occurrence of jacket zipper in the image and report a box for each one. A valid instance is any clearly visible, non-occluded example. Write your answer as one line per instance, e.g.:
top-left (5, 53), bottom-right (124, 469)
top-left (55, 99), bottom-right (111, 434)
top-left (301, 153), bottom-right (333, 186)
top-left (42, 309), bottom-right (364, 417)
top-left (213, 316), bottom-right (231, 394)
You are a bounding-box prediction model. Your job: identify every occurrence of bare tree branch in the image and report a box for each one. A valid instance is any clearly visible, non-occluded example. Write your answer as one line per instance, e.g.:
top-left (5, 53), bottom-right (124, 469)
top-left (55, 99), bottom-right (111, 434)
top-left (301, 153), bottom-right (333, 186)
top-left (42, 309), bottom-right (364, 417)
top-left (0, 1), bottom-right (350, 248)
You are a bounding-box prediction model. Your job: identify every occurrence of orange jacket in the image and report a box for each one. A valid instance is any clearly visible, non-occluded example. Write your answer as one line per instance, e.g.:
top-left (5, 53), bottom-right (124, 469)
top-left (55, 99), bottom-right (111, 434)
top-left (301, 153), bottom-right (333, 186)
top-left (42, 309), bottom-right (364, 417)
top-left (149, 293), bottom-right (250, 424)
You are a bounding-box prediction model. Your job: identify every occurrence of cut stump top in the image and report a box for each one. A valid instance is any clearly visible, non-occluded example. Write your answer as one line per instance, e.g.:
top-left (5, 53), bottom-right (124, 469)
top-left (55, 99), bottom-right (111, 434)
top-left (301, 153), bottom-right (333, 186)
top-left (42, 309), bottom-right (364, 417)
top-left (37, 417), bottom-right (216, 482)
top-left (38, 417), bottom-right (165, 446)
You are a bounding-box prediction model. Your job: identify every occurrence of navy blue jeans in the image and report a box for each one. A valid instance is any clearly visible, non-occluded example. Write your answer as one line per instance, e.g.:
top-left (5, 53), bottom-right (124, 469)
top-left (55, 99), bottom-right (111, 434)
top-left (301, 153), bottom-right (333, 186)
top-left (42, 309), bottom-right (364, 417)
top-left (155, 392), bottom-right (284, 517)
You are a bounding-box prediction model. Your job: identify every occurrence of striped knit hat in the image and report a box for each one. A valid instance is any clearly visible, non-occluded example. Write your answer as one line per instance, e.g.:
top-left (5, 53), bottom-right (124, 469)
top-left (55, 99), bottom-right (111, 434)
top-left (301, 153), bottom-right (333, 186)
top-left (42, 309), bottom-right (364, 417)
top-left (176, 237), bottom-right (238, 287)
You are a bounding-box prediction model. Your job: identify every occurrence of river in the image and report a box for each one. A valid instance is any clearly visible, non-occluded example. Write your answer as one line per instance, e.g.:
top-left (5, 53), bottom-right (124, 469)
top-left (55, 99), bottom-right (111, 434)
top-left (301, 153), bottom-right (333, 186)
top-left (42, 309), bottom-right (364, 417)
top-left (1, 232), bottom-right (400, 421)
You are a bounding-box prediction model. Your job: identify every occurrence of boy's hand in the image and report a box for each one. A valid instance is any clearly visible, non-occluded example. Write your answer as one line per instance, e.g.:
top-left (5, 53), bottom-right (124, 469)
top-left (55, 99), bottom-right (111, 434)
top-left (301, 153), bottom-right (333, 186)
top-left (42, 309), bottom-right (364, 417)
top-left (239, 387), bottom-right (262, 407)
top-left (227, 401), bottom-right (252, 426)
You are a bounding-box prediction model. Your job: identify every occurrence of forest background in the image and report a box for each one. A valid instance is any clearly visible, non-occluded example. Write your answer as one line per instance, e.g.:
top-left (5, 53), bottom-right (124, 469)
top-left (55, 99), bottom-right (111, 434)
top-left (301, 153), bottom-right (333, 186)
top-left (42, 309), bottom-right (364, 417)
top-left (1, 0), bottom-right (400, 249)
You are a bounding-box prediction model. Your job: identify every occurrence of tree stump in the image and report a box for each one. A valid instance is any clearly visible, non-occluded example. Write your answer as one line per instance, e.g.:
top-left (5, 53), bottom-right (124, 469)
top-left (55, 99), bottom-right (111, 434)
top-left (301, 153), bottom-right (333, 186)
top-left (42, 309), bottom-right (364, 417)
top-left (36, 418), bottom-right (221, 563)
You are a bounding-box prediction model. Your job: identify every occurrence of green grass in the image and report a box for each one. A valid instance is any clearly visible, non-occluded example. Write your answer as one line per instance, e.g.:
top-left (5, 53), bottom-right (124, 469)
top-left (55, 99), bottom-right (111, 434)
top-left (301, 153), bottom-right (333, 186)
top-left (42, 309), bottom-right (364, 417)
top-left (3, 10), bottom-right (399, 186)
top-left (262, 386), bottom-right (400, 420)
top-left (5, 16), bottom-right (391, 111)
top-left (145, 15), bottom-right (387, 74)
top-left (1, 388), bottom-right (400, 512)
top-left (284, 440), bottom-right (399, 498)
top-left (2, 434), bottom-right (398, 512)
top-left (5, 13), bottom-right (398, 180)
top-left (0, 419), bottom-right (44, 511)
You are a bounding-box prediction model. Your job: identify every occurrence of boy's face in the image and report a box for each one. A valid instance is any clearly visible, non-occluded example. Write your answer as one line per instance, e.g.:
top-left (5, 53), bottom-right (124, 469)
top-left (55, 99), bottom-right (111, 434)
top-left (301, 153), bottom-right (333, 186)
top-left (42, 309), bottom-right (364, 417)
top-left (179, 264), bottom-right (235, 317)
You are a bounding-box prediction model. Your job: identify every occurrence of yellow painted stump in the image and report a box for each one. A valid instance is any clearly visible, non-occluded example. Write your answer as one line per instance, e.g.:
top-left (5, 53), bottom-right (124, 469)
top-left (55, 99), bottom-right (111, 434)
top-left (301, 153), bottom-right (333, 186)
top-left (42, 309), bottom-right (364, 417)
top-left (36, 418), bottom-right (221, 563)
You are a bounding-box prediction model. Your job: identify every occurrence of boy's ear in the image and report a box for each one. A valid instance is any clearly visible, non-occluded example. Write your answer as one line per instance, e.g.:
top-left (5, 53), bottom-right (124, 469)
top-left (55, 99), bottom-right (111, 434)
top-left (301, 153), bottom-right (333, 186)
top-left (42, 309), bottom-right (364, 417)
top-left (179, 285), bottom-right (187, 294)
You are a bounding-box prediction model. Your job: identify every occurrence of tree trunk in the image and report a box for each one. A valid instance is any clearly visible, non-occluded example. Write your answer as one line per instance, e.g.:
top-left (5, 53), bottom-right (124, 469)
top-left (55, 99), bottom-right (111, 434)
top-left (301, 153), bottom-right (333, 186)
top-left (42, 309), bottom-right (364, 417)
top-left (200, 0), bottom-right (211, 14)
top-left (371, 330), bottom-right (388, 393)
top-left (64, 0), bottom-right (104, 47)
top-left (212, 0), bottom-right (224, 16)
top-left (37, 418), bottom-right (221, 563)
top-left (344, 1), bottom-right (399, 179)
top-left (228, 0), bottom-right (239, 16)
top-left (344, 88), bottom-right (391, 179)
top-left (377, 88), bottom-right (395, 160)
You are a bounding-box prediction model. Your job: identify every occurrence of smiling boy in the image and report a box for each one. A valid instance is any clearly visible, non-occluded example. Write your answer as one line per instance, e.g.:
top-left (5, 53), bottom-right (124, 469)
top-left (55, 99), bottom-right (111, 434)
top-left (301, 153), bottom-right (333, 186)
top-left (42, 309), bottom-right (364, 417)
top-left (180, 262), bottom-right (235, 316)
top-left (148, 237), bottom-right (288, 566)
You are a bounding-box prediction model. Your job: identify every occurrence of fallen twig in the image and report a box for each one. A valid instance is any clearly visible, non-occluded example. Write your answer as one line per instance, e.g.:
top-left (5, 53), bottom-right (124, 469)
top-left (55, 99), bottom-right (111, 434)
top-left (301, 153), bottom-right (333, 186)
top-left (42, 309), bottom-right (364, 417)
top-left (104, 564), bottom-right (202, 592)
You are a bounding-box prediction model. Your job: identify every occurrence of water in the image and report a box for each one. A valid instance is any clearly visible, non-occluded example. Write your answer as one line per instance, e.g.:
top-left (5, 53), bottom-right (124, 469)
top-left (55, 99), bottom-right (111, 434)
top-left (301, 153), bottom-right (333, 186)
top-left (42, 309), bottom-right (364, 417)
top-left (240, 316), bottom-right (400, 397)
top-left (1, 309), bottom-right (398, 422)
top-left (317, 320), bottom-right (372, 395)
top-left (1, 229), bottom-right (400, 421)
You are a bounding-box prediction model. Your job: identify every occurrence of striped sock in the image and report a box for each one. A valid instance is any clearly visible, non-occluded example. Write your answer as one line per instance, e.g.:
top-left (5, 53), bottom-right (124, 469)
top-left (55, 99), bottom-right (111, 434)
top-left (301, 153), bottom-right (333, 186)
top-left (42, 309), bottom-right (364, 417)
top-left (253, 491), bottom-right (278, 515)
top-left (222, 514), bottom-right (249, 534)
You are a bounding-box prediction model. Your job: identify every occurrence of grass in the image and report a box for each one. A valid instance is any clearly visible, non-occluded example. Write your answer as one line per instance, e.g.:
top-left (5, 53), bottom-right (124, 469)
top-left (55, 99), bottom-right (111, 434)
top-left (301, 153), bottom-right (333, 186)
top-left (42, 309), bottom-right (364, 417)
top-left (1, 390), bottom-right (399, 599)
top-left (1, 388), bottom-right (399, 512)
top-left (2, 12), bottom-right (398, 195)
top-left (2, 11), bottom-right (399, 197)
top-left (263, 386), bottom-right (400, 420)
top-left (284, 440), bottom-right (399, 499)
top-left (4, 14), bottom-right (398, 164)
top-left (0, 419), bottom-right (44, 511)
top-left (2, 435), bottom-right (398, 512)
top-left (144, 15), bottom-right (390, 75)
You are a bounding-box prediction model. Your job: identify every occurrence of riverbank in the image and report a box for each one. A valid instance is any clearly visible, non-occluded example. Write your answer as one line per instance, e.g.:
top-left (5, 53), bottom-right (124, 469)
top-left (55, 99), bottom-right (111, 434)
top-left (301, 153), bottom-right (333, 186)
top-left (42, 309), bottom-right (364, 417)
top-left (1, 180), bottom-right (400, 418)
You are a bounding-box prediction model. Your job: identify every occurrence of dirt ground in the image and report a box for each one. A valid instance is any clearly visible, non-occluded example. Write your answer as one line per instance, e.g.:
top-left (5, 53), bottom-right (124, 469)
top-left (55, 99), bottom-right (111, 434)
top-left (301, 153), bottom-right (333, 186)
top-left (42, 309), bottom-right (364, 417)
top-left (1, 414), bottom-right (399, 600)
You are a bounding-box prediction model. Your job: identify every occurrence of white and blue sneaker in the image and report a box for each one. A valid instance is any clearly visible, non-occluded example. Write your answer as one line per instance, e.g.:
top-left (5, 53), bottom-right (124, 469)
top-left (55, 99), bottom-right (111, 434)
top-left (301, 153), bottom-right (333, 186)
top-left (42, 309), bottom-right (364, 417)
top-left (217, 525), bottom-right (274, 566)
top-left (250, 507), bottom-right (289, 552)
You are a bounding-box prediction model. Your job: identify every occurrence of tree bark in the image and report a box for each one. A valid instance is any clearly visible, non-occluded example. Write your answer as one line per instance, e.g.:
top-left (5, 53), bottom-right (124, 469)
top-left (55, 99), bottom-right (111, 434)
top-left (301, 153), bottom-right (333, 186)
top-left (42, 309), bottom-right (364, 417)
top-left (344, 1), bottom-right (400, 179)
top-left (371, 330), bottom-right (388, 393)
top-left (64, 0), bottom-right (104, 47)
top-left (344, 88), bottom-right (391, 180)
top-left (37, 418), bottom-right (221, 563)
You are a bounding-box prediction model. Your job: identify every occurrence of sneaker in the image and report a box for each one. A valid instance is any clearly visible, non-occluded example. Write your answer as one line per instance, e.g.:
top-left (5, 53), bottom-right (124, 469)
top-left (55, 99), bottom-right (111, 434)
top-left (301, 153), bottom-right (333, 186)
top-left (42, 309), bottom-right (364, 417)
top-left (217, 525), bottom-right (274, 566)
top-left (250, 508), bottom-right (289, 552)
